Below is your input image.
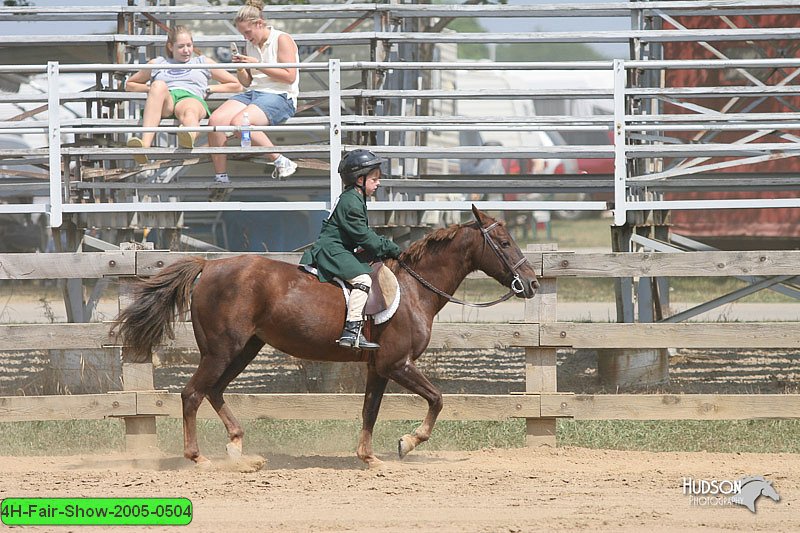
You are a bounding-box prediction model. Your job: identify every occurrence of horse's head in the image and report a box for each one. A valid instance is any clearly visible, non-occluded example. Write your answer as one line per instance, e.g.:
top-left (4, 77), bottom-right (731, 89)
top-left (760, 481), bottom-right (781, 502)
top-left (470, 205), bottom-right (539, 298)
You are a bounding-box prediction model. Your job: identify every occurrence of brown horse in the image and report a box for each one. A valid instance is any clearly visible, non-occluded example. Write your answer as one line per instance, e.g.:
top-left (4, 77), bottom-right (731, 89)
top-left (116, 206), bottom-right (538, 468)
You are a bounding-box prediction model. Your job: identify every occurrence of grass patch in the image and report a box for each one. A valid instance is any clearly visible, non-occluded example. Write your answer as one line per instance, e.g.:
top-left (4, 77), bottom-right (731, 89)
top-left (457, 276), bottom-right (796, 304)
top-left (3, 418), bottom-right (800, 456)
top-left (558, 419), bottom-right (800, 453)
top-left (556, 277), bottom-right (798, 303)
top-left (155, 418), bottom-right (526, 456)
top-left (522, 217), bottom-right (612, 250)
top-left (0, 420), bottom-right (125, 455)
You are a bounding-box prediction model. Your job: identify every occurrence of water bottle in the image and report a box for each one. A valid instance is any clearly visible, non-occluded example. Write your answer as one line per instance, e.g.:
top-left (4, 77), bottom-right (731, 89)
top-left (240, 112), bottom-right (251, 148)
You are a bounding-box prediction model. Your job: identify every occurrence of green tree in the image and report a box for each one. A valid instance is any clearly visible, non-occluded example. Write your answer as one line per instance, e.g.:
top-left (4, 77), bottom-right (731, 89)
top-left (445, 12), bottom-right (608, 61)
top-left (497, 42), bottom-right (608, 61)
top-left (447, 17), bottom-right (489, 60)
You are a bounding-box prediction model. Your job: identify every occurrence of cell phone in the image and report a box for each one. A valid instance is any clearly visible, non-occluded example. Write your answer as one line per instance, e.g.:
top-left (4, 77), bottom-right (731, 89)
top-left (230, 42), bottom-right (239, 57)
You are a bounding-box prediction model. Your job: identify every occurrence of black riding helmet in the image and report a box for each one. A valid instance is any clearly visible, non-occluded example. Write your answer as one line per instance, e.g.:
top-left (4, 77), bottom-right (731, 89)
top-left (338, 149), bottom-right (386, 186)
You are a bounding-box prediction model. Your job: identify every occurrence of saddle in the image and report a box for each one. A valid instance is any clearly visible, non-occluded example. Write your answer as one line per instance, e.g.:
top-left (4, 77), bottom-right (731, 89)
top-left (364, 262), bottom-right (399, 320)
top-left (301, 262), bottom-right (401, 325)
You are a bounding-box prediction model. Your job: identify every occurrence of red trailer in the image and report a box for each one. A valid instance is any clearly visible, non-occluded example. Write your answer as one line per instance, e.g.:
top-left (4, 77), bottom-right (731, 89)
top-left (662, 14), bottom-right (800, 247)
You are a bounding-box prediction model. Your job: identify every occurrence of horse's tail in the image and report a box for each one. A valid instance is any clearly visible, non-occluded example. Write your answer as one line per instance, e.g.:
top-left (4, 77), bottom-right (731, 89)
top-left (115, 257), bottom-right (206, 363)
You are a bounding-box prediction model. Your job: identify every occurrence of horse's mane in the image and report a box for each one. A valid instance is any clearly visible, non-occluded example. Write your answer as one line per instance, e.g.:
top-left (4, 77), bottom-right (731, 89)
top-left (400, 221), bottom-right (477, 265)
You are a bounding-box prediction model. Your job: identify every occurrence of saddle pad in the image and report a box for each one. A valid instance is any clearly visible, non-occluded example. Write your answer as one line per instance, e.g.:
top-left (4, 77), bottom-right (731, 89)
top-left (375, 262), bottom-right (398, 312)
top-left (370, 264), bottom-right (400, 325)
top-left (301, 264), bottom-right (401, 325)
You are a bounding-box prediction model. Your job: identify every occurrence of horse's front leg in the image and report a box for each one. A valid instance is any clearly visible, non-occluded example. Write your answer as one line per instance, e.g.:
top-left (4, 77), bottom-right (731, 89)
top-left (357, 363), bottom-right (389, 468)
top-left (387, 360), bottom-right (443, 458)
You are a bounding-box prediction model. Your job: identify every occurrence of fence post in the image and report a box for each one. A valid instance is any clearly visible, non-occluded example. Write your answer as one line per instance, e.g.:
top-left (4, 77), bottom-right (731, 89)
top-left (523, 243), bottom-right (558, 446)
top-left (119, 243), bottom-right (158, 453)
top-left (121, 363), bottom-right (158, 453)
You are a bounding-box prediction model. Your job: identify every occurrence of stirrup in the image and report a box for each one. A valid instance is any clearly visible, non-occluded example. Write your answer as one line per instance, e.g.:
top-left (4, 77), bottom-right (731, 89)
top-left (336, 321), bottom-right (380, 350)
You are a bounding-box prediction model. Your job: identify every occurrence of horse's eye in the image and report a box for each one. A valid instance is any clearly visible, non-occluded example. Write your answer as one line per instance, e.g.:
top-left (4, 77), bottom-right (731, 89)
top-left (501, 241), bottom-right (510, 248)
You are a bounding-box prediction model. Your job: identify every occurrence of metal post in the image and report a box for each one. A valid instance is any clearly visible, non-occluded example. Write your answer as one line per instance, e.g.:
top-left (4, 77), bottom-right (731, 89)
top-left (612, 59), bottom-right (627, 227)
top-left (611, 223), bottom-right (635, 323)
top-left (329, 59), bottom-right (342, 209)
top-left (47, 61), bottom-right (63, 228)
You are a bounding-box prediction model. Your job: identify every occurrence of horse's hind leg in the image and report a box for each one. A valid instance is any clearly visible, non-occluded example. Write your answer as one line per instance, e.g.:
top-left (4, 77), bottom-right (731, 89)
top-left (357, 362), bottom-right (389, 468)
top-left (386, 361), bottom-right (443, 459)
top-left (181, 368), bottom-right (215, 466)
top-left (181, 334), bottom-right (256, 466)
top-left (205, 336), bottom-right (264, 460)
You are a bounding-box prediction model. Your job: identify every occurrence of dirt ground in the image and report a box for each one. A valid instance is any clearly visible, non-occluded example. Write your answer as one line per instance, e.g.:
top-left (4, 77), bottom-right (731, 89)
top-left (0, 446), bottom-right (797, 532)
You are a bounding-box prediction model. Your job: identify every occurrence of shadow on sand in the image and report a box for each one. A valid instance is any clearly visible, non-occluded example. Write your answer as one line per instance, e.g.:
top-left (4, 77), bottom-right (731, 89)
top-left (63, 448), bottom-right (469, 473)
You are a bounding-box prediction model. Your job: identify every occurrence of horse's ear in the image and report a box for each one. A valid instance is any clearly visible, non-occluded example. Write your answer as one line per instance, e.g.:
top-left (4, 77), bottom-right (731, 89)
top-left (471, 204), bottom-right (484, 223)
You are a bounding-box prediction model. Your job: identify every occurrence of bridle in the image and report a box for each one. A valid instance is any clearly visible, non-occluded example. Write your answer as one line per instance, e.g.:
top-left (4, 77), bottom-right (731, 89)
top-left (399, 220), bottom-right (531, 308)
top-left (479, 220), bottom-right (529, 295)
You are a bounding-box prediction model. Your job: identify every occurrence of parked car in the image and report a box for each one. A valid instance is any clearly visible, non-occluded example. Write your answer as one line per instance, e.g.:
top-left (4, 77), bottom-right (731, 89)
top-left (456, 69), bottom-right (568, 181)
top-left (455, 70), bottom-right (611, 221)
top-left (559, 128), bottom-right (615, 176)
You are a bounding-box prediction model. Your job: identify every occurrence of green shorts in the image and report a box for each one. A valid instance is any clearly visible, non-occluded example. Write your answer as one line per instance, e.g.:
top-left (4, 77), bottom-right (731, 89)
top-left (169, 89), bottom-right (210, 116)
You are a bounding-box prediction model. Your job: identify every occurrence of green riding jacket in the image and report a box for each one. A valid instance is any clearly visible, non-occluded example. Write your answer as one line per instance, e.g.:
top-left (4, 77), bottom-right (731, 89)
top-left (300, 186), bottom-right (401, 282)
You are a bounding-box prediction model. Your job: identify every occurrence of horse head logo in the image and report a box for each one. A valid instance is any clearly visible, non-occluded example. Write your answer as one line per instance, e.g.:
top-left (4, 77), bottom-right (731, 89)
top-left (730, 476), bottom-right (780, 513)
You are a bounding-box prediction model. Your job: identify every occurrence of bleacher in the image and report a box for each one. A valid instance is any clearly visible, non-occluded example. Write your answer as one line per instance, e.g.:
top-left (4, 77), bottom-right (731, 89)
top-left (1, 1), bottom-right (800, 251)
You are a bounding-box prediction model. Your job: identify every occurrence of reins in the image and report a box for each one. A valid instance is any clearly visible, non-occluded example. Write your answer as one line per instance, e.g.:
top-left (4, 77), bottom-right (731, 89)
top-left (398, 220), bottom-right (530, 308)
top-left (399, 260), bottom-right (518, 308)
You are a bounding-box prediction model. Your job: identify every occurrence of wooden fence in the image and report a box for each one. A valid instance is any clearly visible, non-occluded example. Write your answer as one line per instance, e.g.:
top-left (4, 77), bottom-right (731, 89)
top-left (1, 248), bottom-right (799, 452)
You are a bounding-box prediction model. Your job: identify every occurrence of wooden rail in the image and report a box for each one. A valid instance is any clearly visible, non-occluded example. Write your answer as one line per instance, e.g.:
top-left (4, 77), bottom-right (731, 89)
top-left (0, 323), bottom-right (539, 352)
top-left (2, 392), bottom-right (799, 423)
top-left (4, 321), bottom-right (800, 351)
top-left (544, 250), bottom-right (800, 277)
top-left (6, 249), bottom-right (800, 279)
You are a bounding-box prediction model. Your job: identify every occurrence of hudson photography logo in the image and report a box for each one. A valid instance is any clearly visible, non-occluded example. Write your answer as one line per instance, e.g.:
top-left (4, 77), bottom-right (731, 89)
top-left (682, 476), bottom-right (781, 512)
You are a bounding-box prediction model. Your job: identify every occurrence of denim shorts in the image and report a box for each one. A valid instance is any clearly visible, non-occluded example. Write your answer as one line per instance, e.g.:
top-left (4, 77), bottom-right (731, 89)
top-left (230, 90), bottom-right (296, 125)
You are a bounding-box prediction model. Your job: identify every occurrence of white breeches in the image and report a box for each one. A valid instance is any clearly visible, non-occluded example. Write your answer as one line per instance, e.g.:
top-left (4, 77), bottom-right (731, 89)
top-left (346, 273), bottom-right (372, 322)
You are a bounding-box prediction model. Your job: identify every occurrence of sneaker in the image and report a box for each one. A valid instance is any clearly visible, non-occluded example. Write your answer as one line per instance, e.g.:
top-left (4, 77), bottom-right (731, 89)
top-left (208, 189), bottom-right (232, 201)
top-left (126, 137), bottom-right (149, 165)
top-left (271, 155), bottom-right (297, 180)
top-left (177, 130), bottom-right (195, 149)
top-left (208, 178), bottom-right (233, 201)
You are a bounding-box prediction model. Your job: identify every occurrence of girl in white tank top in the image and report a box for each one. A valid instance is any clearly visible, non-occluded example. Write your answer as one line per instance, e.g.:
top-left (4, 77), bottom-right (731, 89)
top-left (244, 27), bottom-right (299, 108)
top-left (206, 0), bottom-right (301, 189)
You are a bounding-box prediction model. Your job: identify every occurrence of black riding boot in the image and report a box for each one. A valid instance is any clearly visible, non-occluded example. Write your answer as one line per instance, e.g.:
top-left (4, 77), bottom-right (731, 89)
top-left (336, 320), bottom-right (380, 350)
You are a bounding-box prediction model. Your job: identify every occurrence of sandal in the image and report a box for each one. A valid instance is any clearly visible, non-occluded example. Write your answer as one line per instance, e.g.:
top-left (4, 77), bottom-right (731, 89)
top-left (126, 137), bottom-right (149, 165)
top-left (177, 130), bottom-right (195, 149)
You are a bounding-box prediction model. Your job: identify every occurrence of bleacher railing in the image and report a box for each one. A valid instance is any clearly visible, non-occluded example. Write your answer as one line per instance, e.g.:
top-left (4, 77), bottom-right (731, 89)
top-left (3, 57), bottom-right (800, 227)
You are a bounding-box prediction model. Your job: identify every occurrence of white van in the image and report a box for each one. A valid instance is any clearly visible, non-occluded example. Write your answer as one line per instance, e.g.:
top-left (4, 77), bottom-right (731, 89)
top-left (453, 68), bottom-right (569, 177)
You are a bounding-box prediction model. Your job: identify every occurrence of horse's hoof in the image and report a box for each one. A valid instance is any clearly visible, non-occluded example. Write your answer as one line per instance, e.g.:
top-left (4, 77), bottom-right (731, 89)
top-left (195, 457), bottom-right (213, 469)
top-left (398, 435), bottom-right (416, 459)
top-left (226, 442), bottom-right (243, 460)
